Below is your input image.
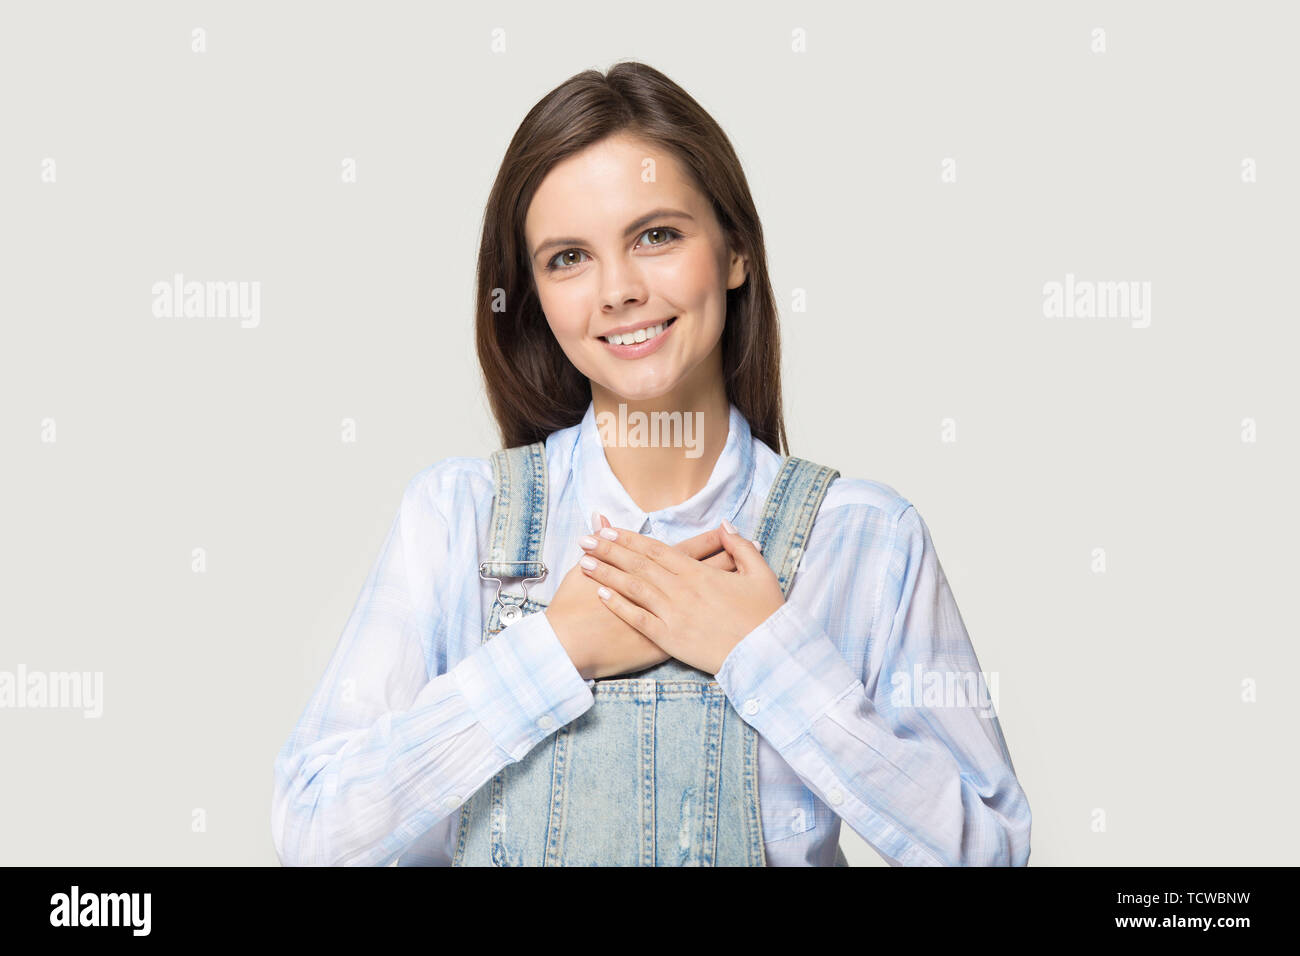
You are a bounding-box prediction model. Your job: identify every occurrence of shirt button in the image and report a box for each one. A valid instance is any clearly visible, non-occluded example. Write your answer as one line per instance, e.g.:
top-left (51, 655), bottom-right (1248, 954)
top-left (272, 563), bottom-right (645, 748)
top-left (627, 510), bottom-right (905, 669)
top-left (827, 787), bottom-right (844, 806)
top-left (743, 698), bottom-right (759, 716)
top-left (537, 714), bottom-right (554, 730)
top-left (444, 795), bottom-right (460, 810)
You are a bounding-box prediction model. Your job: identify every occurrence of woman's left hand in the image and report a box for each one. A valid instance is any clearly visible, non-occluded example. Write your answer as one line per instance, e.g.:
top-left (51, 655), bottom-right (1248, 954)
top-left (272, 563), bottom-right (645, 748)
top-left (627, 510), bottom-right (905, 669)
top-left (577, 520), bottom-right (785, 674)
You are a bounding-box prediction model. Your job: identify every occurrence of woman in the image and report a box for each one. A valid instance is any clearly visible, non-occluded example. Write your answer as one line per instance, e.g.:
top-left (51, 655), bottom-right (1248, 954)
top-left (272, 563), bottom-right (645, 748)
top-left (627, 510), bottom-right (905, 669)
top-left (271, 61), bottom-right (1032, 866)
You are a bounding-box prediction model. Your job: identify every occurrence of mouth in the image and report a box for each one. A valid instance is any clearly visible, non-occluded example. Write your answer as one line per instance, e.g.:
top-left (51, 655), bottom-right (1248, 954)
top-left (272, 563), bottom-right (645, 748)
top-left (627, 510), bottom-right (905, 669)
top-left (598, 316), bottom-right (677, 358)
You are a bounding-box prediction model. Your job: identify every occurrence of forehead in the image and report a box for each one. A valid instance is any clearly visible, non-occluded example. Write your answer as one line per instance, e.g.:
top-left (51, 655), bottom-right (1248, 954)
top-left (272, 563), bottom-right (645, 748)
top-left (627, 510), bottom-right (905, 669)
top-left (524, 136), bottom-right (703, 238)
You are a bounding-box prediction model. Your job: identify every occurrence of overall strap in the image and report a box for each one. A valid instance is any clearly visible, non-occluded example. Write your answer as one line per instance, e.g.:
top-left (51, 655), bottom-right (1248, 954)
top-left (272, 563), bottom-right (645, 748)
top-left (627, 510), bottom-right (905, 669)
top-left (753, 456), bottom-right (841, 599)
top-left (479, 441), bottom-right (549, 611)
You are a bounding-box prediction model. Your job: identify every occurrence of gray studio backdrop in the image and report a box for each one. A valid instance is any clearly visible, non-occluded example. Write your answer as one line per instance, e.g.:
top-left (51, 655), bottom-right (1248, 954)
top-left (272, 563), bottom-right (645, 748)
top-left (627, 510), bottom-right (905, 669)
top-left (2, 0), bottom-right (1296, 866)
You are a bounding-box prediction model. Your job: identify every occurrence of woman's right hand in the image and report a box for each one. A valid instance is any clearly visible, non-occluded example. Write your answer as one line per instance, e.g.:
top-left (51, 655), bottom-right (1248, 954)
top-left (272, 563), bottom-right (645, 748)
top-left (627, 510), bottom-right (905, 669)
top-left (546, 518), bottom-right (738, 681)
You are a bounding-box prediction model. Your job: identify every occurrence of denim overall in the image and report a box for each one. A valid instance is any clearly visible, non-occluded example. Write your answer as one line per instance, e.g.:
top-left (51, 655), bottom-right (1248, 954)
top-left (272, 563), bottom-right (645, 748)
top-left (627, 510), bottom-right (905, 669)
top-left (451, 440), bottom-right (840, 866)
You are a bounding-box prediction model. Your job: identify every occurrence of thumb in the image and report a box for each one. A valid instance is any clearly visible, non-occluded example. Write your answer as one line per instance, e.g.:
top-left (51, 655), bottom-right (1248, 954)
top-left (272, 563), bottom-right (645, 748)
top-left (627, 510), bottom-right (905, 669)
top-left (718, 519), bottom-right (765, 574)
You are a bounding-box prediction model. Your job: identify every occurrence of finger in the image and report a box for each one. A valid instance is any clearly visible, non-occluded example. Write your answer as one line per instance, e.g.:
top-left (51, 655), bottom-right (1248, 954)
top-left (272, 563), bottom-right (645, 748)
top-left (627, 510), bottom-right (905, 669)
top-left (580, 551), bottom-right (670, 618)
top-left (718, 520), bottom-right (766, 574)
top-left (672, 526), bottom-right (727, 562)
top-left (593, 579), bottom-right (666, 644)
top-left (702, 549), bottom-right (737, 571)
top-left (582, 527), bottom-right (683, 589)
top-left (594, 526), bottom-right (700, 578)
top-left (672, 532), bottom-right (733, 569)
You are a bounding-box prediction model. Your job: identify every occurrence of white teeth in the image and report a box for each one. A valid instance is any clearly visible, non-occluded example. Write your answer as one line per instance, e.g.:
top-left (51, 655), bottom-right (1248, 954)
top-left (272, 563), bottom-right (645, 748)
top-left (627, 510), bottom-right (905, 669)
top-left (605, 318), bottom-right (673, 346)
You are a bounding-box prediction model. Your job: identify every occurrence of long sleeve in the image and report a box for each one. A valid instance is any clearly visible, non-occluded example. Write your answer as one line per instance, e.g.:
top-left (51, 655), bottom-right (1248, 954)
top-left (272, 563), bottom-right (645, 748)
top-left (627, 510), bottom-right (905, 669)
top-left (715, 503), bottom-right (1031, 866)
top-left (271, 465), bottom-right (594, 867)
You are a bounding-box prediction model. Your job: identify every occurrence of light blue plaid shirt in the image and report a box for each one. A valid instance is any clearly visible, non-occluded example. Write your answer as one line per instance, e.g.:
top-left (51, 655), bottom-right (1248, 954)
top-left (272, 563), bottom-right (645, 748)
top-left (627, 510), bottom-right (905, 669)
top-left (272, 401), bottom-right (1031, 866)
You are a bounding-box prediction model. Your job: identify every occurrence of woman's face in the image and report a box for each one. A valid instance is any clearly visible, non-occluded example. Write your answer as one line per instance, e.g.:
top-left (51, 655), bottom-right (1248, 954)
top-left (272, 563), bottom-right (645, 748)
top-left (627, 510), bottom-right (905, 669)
top-left (523, 133), bottom-right (747, 405)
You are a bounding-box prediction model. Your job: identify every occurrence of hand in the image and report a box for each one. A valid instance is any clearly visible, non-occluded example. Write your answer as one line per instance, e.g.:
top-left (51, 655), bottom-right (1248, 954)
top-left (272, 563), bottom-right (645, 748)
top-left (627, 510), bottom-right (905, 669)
top-left (577, 519), bottom-right (786, 675)
top-left (545, 515), bottom-right (738, 680)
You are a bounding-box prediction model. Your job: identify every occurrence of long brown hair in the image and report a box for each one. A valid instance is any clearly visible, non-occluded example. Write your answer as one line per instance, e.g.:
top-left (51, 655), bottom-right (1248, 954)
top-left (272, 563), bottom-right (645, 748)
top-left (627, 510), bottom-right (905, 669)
top-left (474, 60), bottom-right (788, 457)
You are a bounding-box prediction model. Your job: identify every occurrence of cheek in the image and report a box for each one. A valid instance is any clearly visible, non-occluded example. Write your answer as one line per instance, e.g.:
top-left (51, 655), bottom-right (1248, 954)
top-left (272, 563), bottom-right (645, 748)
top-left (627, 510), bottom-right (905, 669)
top-left (537, 292), bottom-right (604, 376)
top-left (660, 249), bottom-right (727, 307)
top-left (537, 288), bottom-right (588, 343)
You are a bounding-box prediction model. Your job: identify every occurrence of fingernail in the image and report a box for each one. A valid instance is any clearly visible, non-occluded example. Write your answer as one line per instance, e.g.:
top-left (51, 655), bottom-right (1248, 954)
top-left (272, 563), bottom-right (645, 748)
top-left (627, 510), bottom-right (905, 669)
top-left (580, 556), bottom-right (597, 570)
top-left (591, 510), bottom-right (600, 531)
top-left (579, 535), bottom-right (597, 549)
top-left (722, 518), bottom-right (737, 534)
top-left (597, 586), bottom-right (612, 599)
top-left (599, 527), bottom-right (618, 540)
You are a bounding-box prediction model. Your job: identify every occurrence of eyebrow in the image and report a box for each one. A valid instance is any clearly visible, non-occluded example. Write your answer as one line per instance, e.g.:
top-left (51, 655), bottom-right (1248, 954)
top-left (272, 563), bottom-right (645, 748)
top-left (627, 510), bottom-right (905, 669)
top-left (531, 207), bottom-right (696, 261)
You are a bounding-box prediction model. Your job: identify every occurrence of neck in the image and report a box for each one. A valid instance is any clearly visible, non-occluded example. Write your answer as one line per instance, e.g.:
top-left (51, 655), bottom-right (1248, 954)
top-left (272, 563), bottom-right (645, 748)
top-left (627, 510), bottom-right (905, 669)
top-left (590, 360), bottom-right (730, 515)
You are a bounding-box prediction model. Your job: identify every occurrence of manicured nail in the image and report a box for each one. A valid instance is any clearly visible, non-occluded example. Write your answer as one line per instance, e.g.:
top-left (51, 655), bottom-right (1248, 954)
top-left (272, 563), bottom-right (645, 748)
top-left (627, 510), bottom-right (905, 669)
top-left (581, 556), bottom-right (597, 570)
top-left (597, 586), bottom-right (612, 599)
top-left (579, 535), bottom-right (597, 549)
top-left (722, 518), bottom-right (737, 534)
top-left (599, 527), bottom-right (618, 540)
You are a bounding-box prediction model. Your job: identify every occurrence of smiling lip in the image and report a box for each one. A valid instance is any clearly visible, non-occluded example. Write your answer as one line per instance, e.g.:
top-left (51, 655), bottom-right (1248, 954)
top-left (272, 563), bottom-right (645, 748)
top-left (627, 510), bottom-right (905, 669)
top-left (598, 316), bottom-right (677, 359)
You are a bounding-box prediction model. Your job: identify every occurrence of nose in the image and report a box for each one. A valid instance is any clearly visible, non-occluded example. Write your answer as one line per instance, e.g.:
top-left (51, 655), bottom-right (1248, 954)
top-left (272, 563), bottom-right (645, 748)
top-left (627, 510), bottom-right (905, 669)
top-left (599, 258), bottom-right (649, 312)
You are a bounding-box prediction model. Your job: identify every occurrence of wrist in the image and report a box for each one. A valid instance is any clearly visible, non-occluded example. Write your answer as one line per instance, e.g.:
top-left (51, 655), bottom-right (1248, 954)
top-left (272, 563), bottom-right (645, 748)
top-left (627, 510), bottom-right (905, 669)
top-left (544, 608), bottom-right (591, 680)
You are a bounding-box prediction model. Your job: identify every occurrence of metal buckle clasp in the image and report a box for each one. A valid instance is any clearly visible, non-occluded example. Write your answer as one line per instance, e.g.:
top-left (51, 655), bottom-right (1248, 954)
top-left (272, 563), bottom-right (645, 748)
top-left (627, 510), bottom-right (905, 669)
top-left (478, 560), bottom-right (548, 626)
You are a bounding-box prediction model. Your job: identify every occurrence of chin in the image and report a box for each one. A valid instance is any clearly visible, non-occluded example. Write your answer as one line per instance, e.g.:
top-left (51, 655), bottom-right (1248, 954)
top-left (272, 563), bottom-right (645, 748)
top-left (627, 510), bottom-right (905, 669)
top-left (598, 371), bottom-right (683, 402)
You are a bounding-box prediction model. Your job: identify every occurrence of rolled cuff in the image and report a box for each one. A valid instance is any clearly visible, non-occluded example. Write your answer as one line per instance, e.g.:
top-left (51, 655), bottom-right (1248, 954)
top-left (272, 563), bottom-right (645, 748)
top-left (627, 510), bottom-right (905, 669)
top-left (715, 600), bottom-right (860, 751)
top-left (450, 610), bottom-right (594, 761)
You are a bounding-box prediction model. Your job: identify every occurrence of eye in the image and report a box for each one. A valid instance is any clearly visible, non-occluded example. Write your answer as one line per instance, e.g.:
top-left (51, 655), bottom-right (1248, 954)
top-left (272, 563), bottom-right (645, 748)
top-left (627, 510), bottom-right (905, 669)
top-left (638, 226), bottom-right (680, 248)
top-left (544, 226), bottom-right (684, 273)
top-left (547, 249), bottom-right (590, 272)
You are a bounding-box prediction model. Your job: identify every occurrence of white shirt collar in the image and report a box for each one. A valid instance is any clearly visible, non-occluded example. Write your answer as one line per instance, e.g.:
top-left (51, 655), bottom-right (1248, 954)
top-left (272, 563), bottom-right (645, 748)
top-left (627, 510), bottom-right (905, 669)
top-left (564, 399), bottom-right (756, 543)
